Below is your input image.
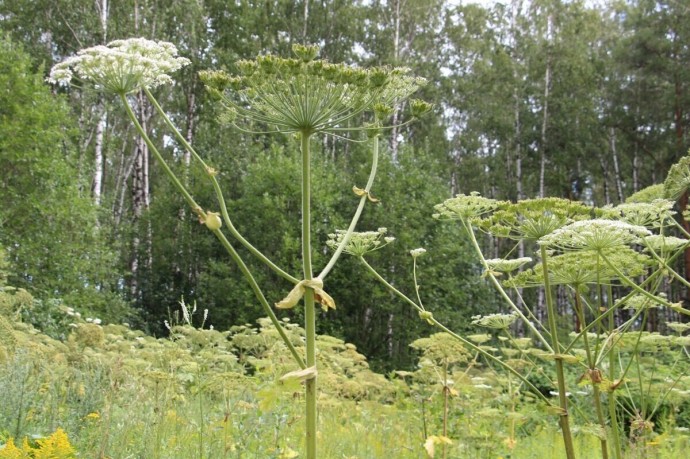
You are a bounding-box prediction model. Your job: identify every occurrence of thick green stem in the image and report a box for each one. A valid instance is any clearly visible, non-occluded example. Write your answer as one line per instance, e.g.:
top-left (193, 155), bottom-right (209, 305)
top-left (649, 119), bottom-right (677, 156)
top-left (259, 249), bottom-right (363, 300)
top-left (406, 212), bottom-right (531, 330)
top-left (120, 94), bottom-right (305, 369)
top-left (540, 246), bottom-right (575, 459)
top-left (301, 132), bottom-right (317, 459)
top-left (575, 292), bottom-right (608, 459)
top-left (608, 375), bottom-right (623, 459)
top-left (605, 285), bottom-right (623, 459)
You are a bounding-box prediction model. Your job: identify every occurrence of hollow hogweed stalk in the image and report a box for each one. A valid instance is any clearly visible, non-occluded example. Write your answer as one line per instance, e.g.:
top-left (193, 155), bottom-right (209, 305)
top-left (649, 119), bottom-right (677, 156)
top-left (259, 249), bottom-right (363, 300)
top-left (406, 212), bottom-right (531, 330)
top-left (201, 44), bottom-right (427, 459)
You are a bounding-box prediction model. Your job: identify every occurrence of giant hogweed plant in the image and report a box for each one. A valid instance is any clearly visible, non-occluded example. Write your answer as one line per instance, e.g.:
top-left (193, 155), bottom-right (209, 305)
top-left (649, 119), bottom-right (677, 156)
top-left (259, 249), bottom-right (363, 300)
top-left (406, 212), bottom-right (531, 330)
top-left (47, 38), bottom-right (690, 458)
top-left (424, 194), bottom-right (690, 458)
top-left (347, 189), bottom-right (690, 458)
top-left (48, 38), bottom-right (429, 458)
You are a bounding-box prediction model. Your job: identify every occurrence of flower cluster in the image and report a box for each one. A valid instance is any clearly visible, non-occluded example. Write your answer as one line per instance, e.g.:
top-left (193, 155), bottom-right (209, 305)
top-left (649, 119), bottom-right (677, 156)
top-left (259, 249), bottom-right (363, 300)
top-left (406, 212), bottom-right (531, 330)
top-left (616, 293), bottom-right (663, 311)
top-left (504, 248), bottom-right (650, 288)
top-left (0, 428), bottom-right (76, 458)
top-left (478, 198), bottom-right (595, 241)
top-left (664, 155), bottom-right (690, 200)
top-left (538, 219), bottom-right (651, 252)
top-left (471, 312), bottom-right (519, 330)
top-left (200, 44), bottom-right (427, 135)
top-left (410, 248), bottom-right (427, 258)
top-left (326, 228), bottom-right (394, 257)
top-left (626, 184), bottom-right (666, 203)
top-left (484, 257), bottom-right (532, 273)
top-left (642, 234), bottom-right (688, 254)
top-left (433, 192), bottom-right (502, 221)
top-left (613, 199), bottom-right (676, 229)
top-left (48, 38), bottom-right (190, 94)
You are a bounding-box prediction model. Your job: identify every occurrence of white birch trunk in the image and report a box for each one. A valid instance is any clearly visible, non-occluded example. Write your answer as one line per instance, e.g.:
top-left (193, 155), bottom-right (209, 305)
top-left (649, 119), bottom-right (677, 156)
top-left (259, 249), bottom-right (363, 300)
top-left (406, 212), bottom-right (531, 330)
top-left (92, 105), bottom-right (106, 206)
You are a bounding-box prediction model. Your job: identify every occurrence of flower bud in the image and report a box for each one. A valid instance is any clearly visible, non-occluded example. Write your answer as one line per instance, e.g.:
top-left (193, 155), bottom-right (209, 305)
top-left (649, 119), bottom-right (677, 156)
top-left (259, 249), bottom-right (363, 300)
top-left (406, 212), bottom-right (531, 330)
top-left (410, 99), bottom-right (433, 117)
top-left (203, 211), bottom-right (222, 231)
top-left (419, 310), bottom-right (434, 324)
top-left (292, 44), bottom-right (320, 63)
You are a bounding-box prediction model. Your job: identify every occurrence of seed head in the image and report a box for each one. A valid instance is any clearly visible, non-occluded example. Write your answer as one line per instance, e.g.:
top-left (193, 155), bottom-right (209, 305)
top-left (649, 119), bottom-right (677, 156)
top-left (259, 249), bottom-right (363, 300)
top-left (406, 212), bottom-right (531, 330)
top-left (199, 45), bottom-right (426, 136)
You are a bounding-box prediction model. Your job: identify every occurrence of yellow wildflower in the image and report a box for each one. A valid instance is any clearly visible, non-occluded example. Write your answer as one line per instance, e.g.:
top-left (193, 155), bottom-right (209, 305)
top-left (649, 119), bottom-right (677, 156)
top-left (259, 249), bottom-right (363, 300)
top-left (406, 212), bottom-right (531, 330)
top-left (0, 438), bottom-right (25, 459)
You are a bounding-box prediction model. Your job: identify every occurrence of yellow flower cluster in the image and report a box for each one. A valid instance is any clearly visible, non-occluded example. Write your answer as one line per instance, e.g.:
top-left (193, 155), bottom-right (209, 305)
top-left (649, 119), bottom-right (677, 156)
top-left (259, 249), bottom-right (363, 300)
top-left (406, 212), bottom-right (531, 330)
top-left (0, 428), bottom-right (76, 459)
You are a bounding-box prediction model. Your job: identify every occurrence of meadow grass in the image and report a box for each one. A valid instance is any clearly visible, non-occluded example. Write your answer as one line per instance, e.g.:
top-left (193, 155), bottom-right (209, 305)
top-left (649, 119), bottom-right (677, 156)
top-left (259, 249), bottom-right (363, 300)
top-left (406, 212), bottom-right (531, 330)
top-left (3, 303), bottom-right (690, 458)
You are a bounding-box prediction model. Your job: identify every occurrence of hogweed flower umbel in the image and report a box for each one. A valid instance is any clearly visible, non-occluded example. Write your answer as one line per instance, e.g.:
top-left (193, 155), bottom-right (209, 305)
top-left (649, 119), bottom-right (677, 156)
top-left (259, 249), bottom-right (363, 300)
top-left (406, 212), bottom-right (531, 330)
top-left (664, 155), bottom-right (690, 200)
top-left (538, 219), bottom-right (651, 252)
top-left (200, 44), bottom-right (427, 136)
top-left (326, 228), bottom-right (394, 257)
top-left (48, 38), bottom-right (190, 94)
top-left (504, 248), bottom-right (650, 288)
top-left (479, 198), bottom-right (595, 241)
top-left (484, 257), bottom-right (532, 273)
top-left (410, 248), bottom-right (427, 258)
top-left (642, 234), bottom-right (689, 253)
top-left (433, 192), bottom-right (502, 221)
top-left (471, 312), bottom-right (519, 329)
top-left (613, 200), bottom-right (676, 229)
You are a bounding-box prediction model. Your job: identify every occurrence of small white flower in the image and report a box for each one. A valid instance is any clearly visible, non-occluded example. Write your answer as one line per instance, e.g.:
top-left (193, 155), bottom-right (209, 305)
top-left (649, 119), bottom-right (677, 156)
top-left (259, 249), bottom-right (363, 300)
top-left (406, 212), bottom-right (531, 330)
top-left (410, 248), bottom-right (427, 258)
top-left (93, 318), bottom-right (102, 325)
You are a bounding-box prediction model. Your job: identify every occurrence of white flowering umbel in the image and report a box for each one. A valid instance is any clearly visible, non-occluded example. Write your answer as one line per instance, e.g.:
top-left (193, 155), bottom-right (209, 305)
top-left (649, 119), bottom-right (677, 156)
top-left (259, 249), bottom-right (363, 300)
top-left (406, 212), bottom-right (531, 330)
top-left (614, 200), bottom-right (676, 229)
top-left (48, 38), bottom-right (190, 95)
top-left (484, 257), bottom-right (532, 273)
top-left (433, 192), bottom-right (502, 221)
top-left (642, 235), bottom-right (689, 253)
top-left (538, 219), bottom-right (651, 252)
top-left (410, 248), bottom-right (427, 258)
top-left (471, 312), bottom-right (519, 330)
top-left (326, 228), bottom-right (394, 257)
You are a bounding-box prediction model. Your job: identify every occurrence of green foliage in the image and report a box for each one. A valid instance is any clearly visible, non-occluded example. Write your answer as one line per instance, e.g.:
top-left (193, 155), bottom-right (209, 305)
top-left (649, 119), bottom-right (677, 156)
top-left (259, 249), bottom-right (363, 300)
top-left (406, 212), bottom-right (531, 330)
top-left (0, 36), bottom-right (128, 322)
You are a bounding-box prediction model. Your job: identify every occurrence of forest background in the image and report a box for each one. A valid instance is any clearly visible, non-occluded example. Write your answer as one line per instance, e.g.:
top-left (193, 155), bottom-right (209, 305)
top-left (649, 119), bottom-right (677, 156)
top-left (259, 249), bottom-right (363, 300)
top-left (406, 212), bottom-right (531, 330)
top-left (1, 0), bottom-right (689, 372)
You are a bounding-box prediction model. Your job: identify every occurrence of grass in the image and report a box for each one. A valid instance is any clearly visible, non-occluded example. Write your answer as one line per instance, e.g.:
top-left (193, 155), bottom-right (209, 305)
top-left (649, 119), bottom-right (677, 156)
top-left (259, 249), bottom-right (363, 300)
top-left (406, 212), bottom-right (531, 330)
top-left (2, 295), bottom-right (690, 458)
